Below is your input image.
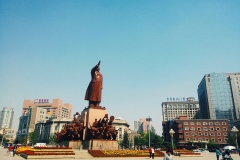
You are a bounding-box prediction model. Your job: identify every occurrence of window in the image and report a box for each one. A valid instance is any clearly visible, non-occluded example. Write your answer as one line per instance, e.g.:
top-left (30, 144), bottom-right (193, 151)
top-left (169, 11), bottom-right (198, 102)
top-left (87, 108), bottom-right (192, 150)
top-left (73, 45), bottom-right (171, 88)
top-left (197, 122), bottom-right (201, 125)
top-left (223, 127), bottom-right (227, 131)
top-left (211, 138), bottom-right (215, 141)
top-left (185, 127), bottom-right (189, 130)
top-left (203, 122), bottom-right (207, 125)
top-left (224, 132), bottom-right (228, 136)
top-left (198, 138), bottom-right (202, 141)
top-left (222, 122), bottom-right (226, 125)
top-left (205, 138), bottom-right (209, 141)
top-left (210, 127), bottom-right (214, 131)
top-left (197, 128), bottom-right (201, 131)
top-left (184, 122), bottom-right (188, 125)
top-left (190, 122), bottom-right (194, 125)
top-left (186, 138), bottom-right (190, 141)
top-left (204, 127), bottom-right (207, 131)
top-left (224, 138), bottom-right (228, 142)
top-left (217, 133), bottom-right (221, 136)
top-left (216, 127), bottom-right (220, 131)
top-left (218, 138), bottom-right (222, 142)
top-left (119, 134), bottom-right (122, 138)
top-left (119, 128), bottom-right (122, 131)
top-left (210, 133), bottom-right (214, 136)
top-left (186, 132), bottom-right (189, 136)
top-left (191, 127), bottom-right (195, 131)
top-left (215, 122), bottom-right (219, 125)
top-left (209, 122), bottom-right (213, 125)
top-left (204, 132), bottom-right (208, 136)
top-left (198, 132), bottom-right (202, 136)
top-left (192, 132), bottom-right (195, 136)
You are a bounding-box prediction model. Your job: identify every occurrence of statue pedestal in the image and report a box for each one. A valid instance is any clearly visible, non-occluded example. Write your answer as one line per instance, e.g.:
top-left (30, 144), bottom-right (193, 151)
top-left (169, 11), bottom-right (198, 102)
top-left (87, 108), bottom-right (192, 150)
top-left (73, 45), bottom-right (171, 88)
top-left (82, 140), bottom-right (119, 150)
top-left (81, 107), bottom-right (108, 140)
top-left (59, 141), bottom-right (82, 149)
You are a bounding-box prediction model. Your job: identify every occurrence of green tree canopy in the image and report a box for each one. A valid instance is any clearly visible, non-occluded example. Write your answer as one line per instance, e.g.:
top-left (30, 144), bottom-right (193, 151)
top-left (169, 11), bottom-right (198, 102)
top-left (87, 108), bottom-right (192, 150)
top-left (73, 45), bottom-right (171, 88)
top-left (227, 132), bottom-right (236, 146)
top-left (121, 131), bottom-right (130, 148)
top-left (49, 133), bottom-right (57, 145)
top-left (134, 126), bottom-right (165, 149)
top-left (28, 131), bottom-right (39, 145)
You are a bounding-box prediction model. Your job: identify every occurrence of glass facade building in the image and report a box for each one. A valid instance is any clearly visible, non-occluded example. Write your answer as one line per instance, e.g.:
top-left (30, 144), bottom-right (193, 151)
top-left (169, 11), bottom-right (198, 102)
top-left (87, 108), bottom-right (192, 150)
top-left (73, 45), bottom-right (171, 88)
top-left (198, 73), bottom-right (240, 126)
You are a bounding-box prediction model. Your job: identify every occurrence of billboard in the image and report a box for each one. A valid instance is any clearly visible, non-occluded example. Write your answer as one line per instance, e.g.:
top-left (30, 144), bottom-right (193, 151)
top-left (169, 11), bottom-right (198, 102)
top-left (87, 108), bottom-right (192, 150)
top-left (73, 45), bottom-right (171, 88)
top-left (34, 99), bottom-right (49, 103)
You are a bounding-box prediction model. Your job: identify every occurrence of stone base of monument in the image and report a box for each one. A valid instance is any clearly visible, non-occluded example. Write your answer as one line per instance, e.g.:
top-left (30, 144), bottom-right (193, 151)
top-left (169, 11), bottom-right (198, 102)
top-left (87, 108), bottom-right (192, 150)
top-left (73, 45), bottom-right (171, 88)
top-left (82, 140), bottom-right (119, 150)
top-left (20, 153), bottom-right (75, 159)
top-left (58, 141), bottom-right (82, 149)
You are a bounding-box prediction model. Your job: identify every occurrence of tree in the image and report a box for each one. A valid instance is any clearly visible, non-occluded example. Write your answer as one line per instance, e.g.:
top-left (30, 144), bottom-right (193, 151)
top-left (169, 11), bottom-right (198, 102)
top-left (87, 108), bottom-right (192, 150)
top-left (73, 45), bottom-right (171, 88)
top-left (28, 131), bottom-right (39, 145)
top-left (121, 131), bottom-right (130, 148)
top-left (151, 134), bottom-right (165, 149)
top-left (166, 142), bottom-right (176, 149)
top-left (208, 139), bottom-right (220, 150)
top-left (134, 132), bottom-right (147, 148)
top-left (20, 137), bottom-right (27, 145)
top-left (49, 133), bottom-right (57, 145)
top-left (227, 132), bottom-right (236, 146)
top-left (134, 127), bottom-right (165, 149)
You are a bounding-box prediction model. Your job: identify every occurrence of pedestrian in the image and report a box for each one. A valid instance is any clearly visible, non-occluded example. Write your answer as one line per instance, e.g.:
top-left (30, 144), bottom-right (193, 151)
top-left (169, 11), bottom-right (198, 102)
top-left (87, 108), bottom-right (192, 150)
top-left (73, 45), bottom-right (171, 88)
top-left (149, 147), bottom-right (152, 159)
top-left (222, 149), bottom-right (225, 160)
top-left (238, 147), bottom-right (240, 156)
top-left (164, 149), bottom-right (173, 160)
top-left (151, 147), bottom-right (155, 159)
top-left (13, 145), bottom-right (18, 157)
top-left (216, 148), bottom-right (221, 160)
top-left (6, 144), bottom-right (13, 156)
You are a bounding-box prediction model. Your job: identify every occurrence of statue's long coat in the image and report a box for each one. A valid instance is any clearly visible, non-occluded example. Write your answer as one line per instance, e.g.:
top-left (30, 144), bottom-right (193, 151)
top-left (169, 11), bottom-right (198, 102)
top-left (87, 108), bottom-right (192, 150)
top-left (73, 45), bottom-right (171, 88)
top-left (85, 65), bottom-right (103, 102)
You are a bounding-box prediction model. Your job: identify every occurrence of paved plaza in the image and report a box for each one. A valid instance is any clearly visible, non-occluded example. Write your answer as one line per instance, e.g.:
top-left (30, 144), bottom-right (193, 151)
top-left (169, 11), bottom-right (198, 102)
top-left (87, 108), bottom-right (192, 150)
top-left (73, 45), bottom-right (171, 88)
top-left (0, 148), bottom-right (240, 160)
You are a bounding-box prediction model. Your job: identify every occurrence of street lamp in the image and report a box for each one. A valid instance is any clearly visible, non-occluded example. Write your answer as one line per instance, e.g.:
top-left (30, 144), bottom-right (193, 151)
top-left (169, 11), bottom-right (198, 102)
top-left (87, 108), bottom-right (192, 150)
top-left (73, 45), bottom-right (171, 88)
top-left (169, 128), bottom-right (175, 149)
top-left (146, 116), bottom-right (152, 148)
top-left (231, 126), bottom-right (239, 149)
top-left (127, 129), bottom-right (131, 149)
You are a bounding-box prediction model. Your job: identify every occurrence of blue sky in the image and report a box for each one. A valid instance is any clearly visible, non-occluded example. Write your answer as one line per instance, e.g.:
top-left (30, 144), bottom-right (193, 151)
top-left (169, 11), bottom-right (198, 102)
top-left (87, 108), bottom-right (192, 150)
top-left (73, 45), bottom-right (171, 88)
top-left (1, 1), bottom-right (240, 135)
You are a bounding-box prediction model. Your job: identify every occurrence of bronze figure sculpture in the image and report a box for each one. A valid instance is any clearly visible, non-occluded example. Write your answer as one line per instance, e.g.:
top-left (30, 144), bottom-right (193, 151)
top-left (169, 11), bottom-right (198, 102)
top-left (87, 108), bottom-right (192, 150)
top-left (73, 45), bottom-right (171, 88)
top-left (87, 114), bottom-right (118, 140)
top-left (85, 61), bottom-right (103, 107)
top-left (55, 112), bottom-right (85, 142)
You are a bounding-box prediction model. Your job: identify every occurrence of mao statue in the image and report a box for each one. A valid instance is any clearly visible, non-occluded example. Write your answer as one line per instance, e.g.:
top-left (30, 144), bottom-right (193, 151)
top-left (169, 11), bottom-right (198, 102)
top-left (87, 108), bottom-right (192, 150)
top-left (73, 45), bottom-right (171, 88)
top-left (85, 61), bottom-right (103, 107)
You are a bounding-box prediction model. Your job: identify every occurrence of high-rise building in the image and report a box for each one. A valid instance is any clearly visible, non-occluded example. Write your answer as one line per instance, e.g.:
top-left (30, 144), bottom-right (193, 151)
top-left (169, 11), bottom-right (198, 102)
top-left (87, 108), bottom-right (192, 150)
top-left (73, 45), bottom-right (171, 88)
top-left (197, 73), bottom-right (240, 126)
top-left (162, 97), bottom-right (200, 122)
top-left (0, 107), bottom-right (14, 129)
top-left (134, 118), bottom-right (150, 133)
top-left (22, 99), bottom-right (72, 119)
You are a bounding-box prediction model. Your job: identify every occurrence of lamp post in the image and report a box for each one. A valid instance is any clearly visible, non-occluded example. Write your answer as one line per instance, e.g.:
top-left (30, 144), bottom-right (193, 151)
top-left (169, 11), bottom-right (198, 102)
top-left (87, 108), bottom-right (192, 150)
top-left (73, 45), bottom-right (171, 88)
top-left (169, 128), bottom-right (175, 149)
top-left (231, 126), bottom-right (239, 149)
top-left (127, 129), bottom-right (131, 149)
top-left (146, 116), bottom-right (152, 148)
top-left (1, 124), bottom-right (7, 147)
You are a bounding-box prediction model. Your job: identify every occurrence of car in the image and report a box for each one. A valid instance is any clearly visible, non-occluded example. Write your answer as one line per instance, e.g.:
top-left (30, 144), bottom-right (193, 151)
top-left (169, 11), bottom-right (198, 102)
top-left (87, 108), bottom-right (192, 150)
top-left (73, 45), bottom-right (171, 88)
top-left (34, 143), bottom-right (46, 147)
top-left (193, 149), bottom-right (202, 152)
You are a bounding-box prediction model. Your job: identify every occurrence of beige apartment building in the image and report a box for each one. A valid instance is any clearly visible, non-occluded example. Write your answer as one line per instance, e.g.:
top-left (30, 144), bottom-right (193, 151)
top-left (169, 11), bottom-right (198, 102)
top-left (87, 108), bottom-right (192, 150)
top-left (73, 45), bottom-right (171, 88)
top-left (17, 99), bottom-right (72, 140)
top-left (112, 117), bottom-right (130, 140)
top-left (22, 99), bottom-right (72, 119)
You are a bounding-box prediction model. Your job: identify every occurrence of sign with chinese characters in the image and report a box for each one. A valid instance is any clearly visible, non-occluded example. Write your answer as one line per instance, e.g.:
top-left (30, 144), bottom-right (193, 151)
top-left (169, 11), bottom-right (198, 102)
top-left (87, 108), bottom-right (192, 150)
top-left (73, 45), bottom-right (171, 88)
top-left (34, 99), bottom-right (49, 103)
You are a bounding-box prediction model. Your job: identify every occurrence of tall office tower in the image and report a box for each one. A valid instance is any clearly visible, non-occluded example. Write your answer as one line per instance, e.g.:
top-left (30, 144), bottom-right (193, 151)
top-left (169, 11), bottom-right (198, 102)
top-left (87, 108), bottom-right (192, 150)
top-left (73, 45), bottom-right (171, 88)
top-left (134, 118), bottom-right (150, 133)
top-left (0, 107), bottom-right (14, 129)
top-left (162, 97), bottom-right (200, 122)
top-left (197, 73), bottom-right (240, 125)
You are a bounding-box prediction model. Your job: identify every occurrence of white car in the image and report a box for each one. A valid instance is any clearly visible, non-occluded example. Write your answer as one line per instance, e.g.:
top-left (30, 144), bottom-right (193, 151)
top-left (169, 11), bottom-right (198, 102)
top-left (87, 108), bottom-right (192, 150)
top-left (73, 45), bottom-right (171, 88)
top-left (193, 149), bottom-right (202, 152)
